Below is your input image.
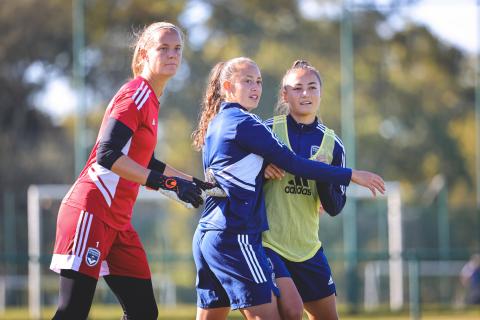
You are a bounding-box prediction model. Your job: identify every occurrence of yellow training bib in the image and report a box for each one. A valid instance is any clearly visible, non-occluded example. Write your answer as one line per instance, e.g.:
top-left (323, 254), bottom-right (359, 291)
top-left (262, 115), bottom-right (335, 262)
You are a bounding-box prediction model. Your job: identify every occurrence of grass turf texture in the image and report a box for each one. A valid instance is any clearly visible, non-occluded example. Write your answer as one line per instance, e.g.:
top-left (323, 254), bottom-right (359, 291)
top-left (1, 304), bottom-right (479, 320)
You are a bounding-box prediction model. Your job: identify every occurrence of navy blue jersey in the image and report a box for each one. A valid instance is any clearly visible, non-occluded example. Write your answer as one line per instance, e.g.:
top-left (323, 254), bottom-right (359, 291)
top-left (264, 115), bottom-right (347, 215)
top-left (199, 103), bottom-right (351, 234)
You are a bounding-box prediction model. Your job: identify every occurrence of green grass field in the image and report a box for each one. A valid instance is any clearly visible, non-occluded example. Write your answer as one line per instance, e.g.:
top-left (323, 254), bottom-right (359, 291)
top-left (2, 304), bottom-right (479, 320)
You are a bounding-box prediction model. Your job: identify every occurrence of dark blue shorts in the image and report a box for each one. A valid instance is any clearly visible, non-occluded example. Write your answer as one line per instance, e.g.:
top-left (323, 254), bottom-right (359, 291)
top-left (193, 228), bottom-right (280, 310)
top-left (264, 247), bottom-right (336, 302)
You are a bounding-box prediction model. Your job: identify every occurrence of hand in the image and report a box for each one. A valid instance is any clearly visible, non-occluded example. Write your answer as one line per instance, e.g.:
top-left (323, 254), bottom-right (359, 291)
top-left (146, 171), bottom-right (203, 208)
top-left (315, 155), bottom-right (328, 164)
top-left (193, 177), bottom-right (227, 198)
top-left (351, 170), bottom-right (386, 197)
top-left (193, 177), bottom-right (216, 191)
top-left (264, 163), bottom-right (285, 180)
top-left (169, 177), bottom-right (204, 208)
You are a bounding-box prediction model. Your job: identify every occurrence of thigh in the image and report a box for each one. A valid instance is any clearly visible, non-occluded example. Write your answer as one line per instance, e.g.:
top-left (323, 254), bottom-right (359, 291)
top-left (196, 306), bottom-right (230, 320)
top-left (104, 224), bottom-right (151, 279)
top-left (304, 294), bottom-right (338, 320)
top-left (276, 277), bottom-right (304, 320)
top-left (264, 248), bottom-right (303, 320)
top-left (52, 270), bottom-right (98, 320)
top-left (104, 275), bottom-right (158, 320)
top-left (51, 204), bottom-right (113, 280)
top-left (286, 247), bottom-right (336, 302)
top-left (239, 292), bottom-right (281, 320)
top-left (201, 231), bottom-right (278, 310)
top-left (193, 228), bottom-right (230, 309)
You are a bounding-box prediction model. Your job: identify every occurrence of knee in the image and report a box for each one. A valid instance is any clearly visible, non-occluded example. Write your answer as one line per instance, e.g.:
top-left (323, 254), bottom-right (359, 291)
top-left (281, 305), bottom-right (304, 320)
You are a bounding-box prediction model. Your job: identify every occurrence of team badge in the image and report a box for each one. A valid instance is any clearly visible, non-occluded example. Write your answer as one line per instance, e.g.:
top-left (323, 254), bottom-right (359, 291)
top-left (310, 145), bottom-right (320, 157)
top-left (85, 247), bottom-right (101, 267)
top-left (266, 257), bottom-right (278, 288)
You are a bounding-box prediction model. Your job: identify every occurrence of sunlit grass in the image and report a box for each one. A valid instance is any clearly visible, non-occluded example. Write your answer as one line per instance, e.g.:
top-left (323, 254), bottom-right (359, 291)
top-left (1, 304), bottom-right (478, 320)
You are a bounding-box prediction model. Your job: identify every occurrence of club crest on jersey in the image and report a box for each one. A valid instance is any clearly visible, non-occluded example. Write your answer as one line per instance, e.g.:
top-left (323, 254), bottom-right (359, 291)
top-left (85, 248), bottom-right (100, 267)
top-left (310, 145), bottom-right (320, 157)
top-left (267, 258), bottom-right (278, 288)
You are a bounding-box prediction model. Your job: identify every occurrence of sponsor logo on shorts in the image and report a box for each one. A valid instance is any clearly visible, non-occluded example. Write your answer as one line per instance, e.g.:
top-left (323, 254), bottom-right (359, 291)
top-left (85, 247), bottom-right (101, 267)
top-left (284, 176), bottom-right (311, 196)
top-left (328, 275), bottom-right (334, 285)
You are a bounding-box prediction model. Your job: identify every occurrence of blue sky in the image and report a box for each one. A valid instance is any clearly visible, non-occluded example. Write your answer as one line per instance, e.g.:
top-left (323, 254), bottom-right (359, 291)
top-left (299, 0), bottom-right (478, 53)
top-left (36, 0), bottom-right (479, 121)
top-left (397, 0), bottom-right (477, 53)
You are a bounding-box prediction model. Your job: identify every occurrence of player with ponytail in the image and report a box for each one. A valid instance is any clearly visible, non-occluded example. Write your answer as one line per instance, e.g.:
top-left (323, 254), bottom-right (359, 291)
top-left (262, 60), bottom-right (347, 320)
top-left (191, 57), bottom-right (384, 320)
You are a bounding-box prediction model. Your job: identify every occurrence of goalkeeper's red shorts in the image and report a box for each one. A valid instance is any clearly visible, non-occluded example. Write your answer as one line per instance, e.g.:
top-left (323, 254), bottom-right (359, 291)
top-left (50, 203), bottom-right (151, 280)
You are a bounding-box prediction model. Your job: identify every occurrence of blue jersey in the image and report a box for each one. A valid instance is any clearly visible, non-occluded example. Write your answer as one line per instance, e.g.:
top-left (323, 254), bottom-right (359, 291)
top-left (199, 102), bottom-right (352, 234)
top-left (264, 115), bottom-right (347, 215)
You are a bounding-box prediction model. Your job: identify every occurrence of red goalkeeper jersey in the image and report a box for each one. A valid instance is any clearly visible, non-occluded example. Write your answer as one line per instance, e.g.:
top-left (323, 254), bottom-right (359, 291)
top-left (63, 77), bottom-right (159, 230)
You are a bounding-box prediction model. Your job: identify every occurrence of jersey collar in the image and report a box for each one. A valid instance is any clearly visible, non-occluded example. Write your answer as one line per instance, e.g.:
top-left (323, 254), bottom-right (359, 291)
top-left (287, 114), bottom-right (319, 133)
top-left (220, 102), bottom-right (248, 112)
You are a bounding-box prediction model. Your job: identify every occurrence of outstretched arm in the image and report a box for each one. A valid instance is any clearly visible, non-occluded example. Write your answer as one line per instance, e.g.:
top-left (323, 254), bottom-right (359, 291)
top-left (236, 116), bottom-right (385, 195)
top-left (316, 147), bottom-right (347, 215)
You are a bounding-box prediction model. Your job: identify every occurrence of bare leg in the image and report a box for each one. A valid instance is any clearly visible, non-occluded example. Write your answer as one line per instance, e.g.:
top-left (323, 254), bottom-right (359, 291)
top-left (275, 277), bottom-right (303, 320)
top-left (303, 294), bottom-right (338, 320)
top-left (239, 292), bottom-right (281, 320)
top-left (196, 306), bottom-right (230, 320)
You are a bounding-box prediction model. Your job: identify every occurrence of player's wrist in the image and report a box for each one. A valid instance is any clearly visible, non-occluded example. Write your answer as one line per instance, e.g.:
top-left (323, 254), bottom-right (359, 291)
top-left (146, 171), bottom-right (179, 192)
top-left (145, 170), bottom-right (162, 190)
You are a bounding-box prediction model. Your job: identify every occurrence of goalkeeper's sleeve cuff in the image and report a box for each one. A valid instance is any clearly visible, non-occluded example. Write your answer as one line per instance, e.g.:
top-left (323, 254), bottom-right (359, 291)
top-left (145, 170), bottom-right (161, 190)
top-left (148, 156), bottom-right (166, 174)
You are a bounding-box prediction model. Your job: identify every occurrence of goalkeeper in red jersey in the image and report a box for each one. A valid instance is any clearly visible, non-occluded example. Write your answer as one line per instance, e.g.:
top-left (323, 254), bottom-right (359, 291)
top-left (50, 22), bottom-right (213, 320)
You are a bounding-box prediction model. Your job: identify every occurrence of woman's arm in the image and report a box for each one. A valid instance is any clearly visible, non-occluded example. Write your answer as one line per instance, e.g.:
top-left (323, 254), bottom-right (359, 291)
top-left (96, 117), bottom-right (150, 184)
top-left (236, 116), bottom-right (352, 185)
top-left (316, 144), bottom-right (347, 216)
top-left (236, 116), bottom-right (385, 195)
top-left (97, 118), bottom-right (204, 207)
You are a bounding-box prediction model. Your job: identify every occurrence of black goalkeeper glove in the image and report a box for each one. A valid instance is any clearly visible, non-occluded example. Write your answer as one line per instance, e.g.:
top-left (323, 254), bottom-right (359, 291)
top-left (192, 177), bottom-right (216, 191)
top-left (192, 176), bottom-right (227, 198)
top-left (146, 171), bottom-right (203, 208)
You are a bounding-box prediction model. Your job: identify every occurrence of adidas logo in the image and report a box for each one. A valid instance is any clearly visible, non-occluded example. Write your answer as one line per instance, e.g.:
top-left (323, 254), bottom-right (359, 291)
top-left (328, 275), bottom-right (334, 285)
top-left (284, 176), bottom-right (312, 195)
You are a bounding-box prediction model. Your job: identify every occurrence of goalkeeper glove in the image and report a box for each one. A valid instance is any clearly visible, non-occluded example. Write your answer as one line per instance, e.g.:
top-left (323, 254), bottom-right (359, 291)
top-left (146, 171), bottom-right (203, 208)
top-left (192, 177), bottom-right (227, 198)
